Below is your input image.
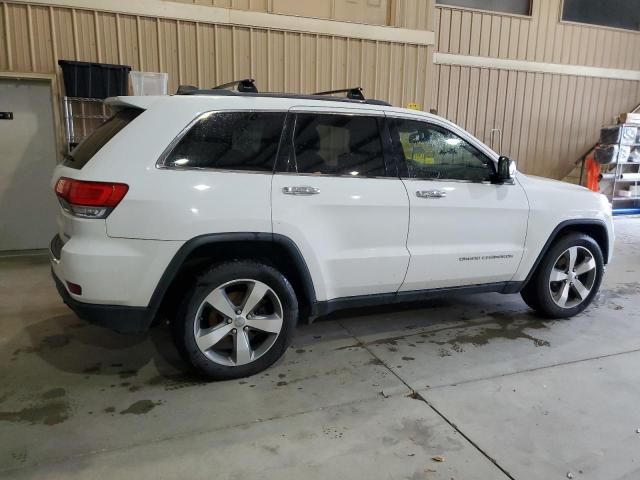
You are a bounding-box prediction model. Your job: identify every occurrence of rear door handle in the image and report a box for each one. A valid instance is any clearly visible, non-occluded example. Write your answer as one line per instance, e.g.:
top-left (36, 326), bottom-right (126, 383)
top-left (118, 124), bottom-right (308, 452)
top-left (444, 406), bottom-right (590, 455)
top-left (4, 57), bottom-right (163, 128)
top-left (416, 189), bottom-right (446, 199)
top-left (282, 186), bottom-right (320, 196)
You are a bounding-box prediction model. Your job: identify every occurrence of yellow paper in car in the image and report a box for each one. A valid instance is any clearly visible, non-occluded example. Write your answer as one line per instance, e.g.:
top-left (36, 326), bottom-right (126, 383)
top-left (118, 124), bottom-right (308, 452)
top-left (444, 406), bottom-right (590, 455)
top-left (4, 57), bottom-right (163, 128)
top-left (421, 146), bottom-right (435, 164)
top-left (400, 134), bottom-right (435, 164)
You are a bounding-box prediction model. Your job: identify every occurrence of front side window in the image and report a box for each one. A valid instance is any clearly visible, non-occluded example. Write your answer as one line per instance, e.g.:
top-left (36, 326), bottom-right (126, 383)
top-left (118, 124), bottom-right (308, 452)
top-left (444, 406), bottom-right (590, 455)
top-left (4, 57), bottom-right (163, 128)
top-left (290, 114), bottom-right (387, 177)
top-left (394, 119), bottom-right (494, 183)
top-left (164, 111), bottom-right (286, 171)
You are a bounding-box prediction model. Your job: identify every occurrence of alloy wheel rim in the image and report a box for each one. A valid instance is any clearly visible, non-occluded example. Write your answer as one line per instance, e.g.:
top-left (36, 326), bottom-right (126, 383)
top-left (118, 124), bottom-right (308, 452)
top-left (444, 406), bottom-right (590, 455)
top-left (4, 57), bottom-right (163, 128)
top-left (193, 279), bottom-right (284, 367)
top-left (548, 246), bottom-right (597, 309)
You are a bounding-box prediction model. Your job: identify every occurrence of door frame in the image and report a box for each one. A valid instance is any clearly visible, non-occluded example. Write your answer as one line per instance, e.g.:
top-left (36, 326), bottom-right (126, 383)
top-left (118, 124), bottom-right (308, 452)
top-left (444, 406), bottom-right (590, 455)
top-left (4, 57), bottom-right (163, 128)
top-left (0, 71), bottom-right (63, 163)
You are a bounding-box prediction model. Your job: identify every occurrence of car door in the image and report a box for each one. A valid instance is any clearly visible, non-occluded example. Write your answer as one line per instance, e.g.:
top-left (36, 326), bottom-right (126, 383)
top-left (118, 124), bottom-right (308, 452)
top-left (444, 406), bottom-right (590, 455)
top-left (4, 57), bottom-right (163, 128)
top-left (271, 107), bottom-right (410, 301)
top-left (389, 115), bottom-right (530, 291)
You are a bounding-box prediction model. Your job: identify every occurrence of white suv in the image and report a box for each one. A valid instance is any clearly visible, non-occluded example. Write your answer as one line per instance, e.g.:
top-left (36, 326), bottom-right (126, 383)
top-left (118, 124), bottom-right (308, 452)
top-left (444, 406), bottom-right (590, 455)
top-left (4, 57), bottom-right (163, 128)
top-left (50, 82), bottom-right (614, 379)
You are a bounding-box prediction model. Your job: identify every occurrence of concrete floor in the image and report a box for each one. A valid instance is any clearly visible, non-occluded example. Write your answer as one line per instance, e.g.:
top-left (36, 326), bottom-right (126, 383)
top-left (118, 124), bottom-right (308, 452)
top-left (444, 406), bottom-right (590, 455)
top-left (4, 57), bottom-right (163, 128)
top-left (1, 217), bottom-right (639, 480)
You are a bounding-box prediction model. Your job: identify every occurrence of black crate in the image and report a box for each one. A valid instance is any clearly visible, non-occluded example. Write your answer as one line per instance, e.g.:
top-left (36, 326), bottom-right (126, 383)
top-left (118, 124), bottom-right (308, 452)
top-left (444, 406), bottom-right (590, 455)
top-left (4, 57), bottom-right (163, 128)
top-left (58, 60), bottom-right (131, 99)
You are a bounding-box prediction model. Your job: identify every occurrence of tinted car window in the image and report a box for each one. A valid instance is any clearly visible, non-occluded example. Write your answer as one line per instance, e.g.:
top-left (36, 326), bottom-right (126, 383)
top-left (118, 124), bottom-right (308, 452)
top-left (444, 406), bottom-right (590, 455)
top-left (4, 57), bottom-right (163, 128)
top-left (165, 112), bottom-right (286, 171)
top-left (64, 108), bottom-right (142, 169)
top-left (394, 119), bottom-right (493, 183)
top-left (291, 114), bottom-right (387, 177)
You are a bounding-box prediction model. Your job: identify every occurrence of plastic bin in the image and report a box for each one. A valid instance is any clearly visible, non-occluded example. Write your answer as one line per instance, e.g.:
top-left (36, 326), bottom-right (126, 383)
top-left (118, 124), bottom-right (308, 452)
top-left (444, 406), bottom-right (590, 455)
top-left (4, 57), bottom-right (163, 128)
top-left (130, 71), bottom-right (168, 96)
top-left (599, 124), bottom-right (638, 145)
top-left (58, 60), bottom-right (131, 99)
top-left (595, 145), bottom-right (629, 164)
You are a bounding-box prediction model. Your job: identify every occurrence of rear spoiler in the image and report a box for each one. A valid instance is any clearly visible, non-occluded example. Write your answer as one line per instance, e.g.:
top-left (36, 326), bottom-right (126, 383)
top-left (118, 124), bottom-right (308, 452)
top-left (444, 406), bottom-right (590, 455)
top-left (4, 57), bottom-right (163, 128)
top-left (105, 96), bottom-right (162, 111)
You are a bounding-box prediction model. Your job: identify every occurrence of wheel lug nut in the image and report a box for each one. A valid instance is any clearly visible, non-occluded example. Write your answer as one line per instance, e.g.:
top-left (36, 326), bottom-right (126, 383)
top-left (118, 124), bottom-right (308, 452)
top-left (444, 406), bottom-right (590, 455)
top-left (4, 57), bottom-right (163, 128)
top-left (243, 326), bottom-right (249, 331)
top-left (235, 309), bottom-right (242, 315)
top-left (227, 319), bottom-right (232, 324)
top-left (232, 328), bottom-right (237, 334)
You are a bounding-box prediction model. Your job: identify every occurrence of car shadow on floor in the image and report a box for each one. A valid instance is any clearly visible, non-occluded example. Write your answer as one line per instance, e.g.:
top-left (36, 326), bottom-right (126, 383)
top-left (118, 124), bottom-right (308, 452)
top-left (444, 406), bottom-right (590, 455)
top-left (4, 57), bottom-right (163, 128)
top-left (8, 313), bottom-right (188, 378)
top-left (7, 292), bottom-right (553, 384)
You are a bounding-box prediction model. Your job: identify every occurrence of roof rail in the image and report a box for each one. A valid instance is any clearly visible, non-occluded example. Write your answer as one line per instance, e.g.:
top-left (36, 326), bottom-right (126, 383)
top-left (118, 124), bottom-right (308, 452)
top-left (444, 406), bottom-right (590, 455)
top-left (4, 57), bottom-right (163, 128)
top-left (176, 79), bottom-right (258, 95)
top-left (313, 87), bottom-right (365, 101)
top-left (173, 80), bottom-right (391, 106)
top-left (213, 78), bottom-right (258, 93)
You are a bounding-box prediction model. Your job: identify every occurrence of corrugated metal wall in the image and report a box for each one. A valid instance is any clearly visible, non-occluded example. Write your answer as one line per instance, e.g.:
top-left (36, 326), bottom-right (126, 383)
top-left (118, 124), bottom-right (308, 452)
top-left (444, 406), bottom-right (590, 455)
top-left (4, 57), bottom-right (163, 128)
top-left (2, 0), bottom-right (640, 179)
top-left (427, 1), bottom-right (640, 178)
top-left (432, 66), bottom-right (640, 178)
top-left (0, 1), bottom-right (432, 104)
top-left (172, 0), bottom-right (432, 29)
top-left (0, 1), bottom-right (434, 147)
top-left (170, 0), bottom-right (640, 178)
top-left (391, 0), bottom-right (435, 30)
top-left (433, 0), bottom-right (640, 69)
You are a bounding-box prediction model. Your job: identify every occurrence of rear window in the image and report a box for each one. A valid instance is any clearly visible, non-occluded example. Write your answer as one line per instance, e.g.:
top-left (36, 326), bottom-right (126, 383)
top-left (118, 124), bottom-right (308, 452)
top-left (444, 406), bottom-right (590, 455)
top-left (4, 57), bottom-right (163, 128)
top-left (163, 111), bottom-right (286, 171)
top-left (64, 108), bottom-right (142, 169)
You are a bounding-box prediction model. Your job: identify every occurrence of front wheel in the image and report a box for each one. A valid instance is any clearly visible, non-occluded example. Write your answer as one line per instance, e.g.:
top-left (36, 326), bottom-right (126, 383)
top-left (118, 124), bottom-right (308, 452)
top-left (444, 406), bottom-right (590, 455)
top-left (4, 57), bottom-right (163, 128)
top-left (173, 261), bottom-right (298, 380)
top-left (521, 233), bottom-right (604, 318)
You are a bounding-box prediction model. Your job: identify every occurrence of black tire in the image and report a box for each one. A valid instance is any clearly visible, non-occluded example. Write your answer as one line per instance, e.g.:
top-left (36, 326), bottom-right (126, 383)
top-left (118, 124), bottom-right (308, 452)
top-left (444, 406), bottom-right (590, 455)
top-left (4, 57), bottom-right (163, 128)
top-left (173, 261), bottom-right (298, 380)
top-left (520, 233), bottom-right (604, 318)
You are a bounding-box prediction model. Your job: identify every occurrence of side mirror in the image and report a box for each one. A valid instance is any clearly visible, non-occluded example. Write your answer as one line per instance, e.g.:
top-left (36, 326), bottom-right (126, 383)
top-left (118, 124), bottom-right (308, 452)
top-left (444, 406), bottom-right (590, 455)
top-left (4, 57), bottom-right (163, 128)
top-left (496, 156), bottom-right (516, 183)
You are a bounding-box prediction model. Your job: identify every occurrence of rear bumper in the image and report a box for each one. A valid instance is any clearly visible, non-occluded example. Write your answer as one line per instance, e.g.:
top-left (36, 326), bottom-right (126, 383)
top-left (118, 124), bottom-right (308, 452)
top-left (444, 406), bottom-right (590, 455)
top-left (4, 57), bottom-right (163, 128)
top-left (52, 268), bottom-right (155, 334)
top-left (49, 224), bottom-right (182, 305)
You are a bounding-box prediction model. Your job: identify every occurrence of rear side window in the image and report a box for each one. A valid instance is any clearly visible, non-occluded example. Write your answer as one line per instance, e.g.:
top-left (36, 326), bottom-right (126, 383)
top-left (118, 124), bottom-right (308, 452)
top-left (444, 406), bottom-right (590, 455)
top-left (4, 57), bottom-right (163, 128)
top-left (163, 112), bottom-right (286, 171)
top-left (64, 108), bottom-right (143, 169)
top-left (290, 114), bottom-right (387, 177)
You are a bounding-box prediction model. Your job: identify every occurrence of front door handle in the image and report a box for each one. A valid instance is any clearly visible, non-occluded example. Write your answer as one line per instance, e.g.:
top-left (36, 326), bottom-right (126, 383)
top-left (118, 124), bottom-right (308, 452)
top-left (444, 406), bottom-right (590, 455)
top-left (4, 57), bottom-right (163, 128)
top-left (282, 186), bottom-right (320, 196)
top-left (416, 189), bottom-right (446, 199)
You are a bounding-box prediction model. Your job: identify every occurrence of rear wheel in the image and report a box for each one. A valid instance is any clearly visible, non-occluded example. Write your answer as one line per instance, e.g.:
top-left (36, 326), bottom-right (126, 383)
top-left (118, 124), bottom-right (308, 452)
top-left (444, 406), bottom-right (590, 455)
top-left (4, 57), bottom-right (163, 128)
top-left (520, 233), bottom-right (604, 318)
top-left (174, 261), bottom-right (298, 379)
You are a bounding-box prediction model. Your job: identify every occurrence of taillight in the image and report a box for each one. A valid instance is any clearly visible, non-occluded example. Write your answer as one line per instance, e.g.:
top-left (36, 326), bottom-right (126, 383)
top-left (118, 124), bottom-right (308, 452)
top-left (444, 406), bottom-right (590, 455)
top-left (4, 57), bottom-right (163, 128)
top-left (55, 177), bottom-right (128, 218)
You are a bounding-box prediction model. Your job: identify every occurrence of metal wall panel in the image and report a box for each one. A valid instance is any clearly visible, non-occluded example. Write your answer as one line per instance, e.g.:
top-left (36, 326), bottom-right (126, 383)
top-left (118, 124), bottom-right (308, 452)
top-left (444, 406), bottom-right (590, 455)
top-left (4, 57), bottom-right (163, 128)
top-left (0, 0), bottom-right (436, 166)
top-left (427, 1), bottom-right (640, 178)
top-left (5, 0), bottom-right (639, 179)
top-left (391, 0), bottom-right (435, 30)
top-left (0, 1), bottom-right (434, 121)
top-left (431, 63), bottom-right (640, 178)
top-left (177, 0), bottom-right (391, 26)
top-left (0, 0), bottom-right (432, 100)
top-left (432, 0), bottom-right (640, 70)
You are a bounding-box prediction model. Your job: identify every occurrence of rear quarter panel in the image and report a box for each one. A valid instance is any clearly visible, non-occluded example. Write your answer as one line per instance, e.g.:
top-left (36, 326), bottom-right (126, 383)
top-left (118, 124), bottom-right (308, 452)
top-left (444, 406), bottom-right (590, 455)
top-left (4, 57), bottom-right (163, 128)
top-left (83, 97), bottom-right (274, 240)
